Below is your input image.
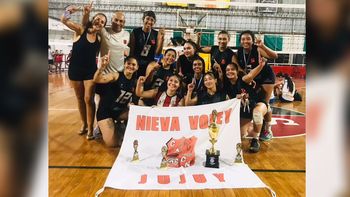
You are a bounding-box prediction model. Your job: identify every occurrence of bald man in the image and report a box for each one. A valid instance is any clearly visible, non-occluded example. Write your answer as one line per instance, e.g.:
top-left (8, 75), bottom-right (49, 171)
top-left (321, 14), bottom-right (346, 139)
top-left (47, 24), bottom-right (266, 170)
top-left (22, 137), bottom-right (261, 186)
top-left (99, 12), bottom-right (130, 73)
top-left (83, 7), bottom-right (130, 72)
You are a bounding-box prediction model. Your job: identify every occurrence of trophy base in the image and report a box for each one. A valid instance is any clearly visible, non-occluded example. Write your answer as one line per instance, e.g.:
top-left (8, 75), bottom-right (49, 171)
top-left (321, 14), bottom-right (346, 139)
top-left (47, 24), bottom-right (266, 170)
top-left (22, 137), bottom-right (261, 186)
top-left (205, 149), bottom-right (220, 168)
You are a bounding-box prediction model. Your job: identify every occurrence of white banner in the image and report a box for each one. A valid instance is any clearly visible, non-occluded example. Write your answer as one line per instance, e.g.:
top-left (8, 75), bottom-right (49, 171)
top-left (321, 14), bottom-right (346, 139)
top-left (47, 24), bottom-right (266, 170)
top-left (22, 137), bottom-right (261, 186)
top-left (101, 99), bottom-right (267, 191)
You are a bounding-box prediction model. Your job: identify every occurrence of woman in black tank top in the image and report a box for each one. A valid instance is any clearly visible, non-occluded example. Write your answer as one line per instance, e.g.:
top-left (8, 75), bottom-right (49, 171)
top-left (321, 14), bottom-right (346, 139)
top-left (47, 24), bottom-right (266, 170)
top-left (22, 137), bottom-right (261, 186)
top-left (237, 30), bottom-right (278, 140)
top-left (61, 5), bottom-right (107, 140)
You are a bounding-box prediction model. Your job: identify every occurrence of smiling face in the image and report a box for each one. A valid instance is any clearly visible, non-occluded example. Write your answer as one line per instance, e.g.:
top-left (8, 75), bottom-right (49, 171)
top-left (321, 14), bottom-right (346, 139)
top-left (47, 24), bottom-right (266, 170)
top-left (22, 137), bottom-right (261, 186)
top-left (124, 58), bottom-right (139, 75)
top-left (92, 14), bottom-right (107, 31)
top-left (163, 50), bottom-right (176, 66)
top-left (218, 33), bottom-right (229, 49)
top-left (143, 16), bottom-right (155, 32)
top-left (225, 64), bottom-right (238, 82)
top-left (240, 33), bottom-right (254, 50)
top-left (203, 73), bottom-right (217, 90)
top-left (167, 75), bottom-right (181, 92)
top-left (183, 43), bottom-right (195, 57)
top-left (111, 12), bottom-right (125, 33)
top-left (192, 59), bottom-right (203, 74)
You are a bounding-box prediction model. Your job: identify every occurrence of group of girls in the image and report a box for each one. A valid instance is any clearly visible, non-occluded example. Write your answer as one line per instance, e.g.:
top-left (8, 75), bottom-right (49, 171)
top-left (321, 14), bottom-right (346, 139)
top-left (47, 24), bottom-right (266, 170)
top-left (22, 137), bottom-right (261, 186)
top-left (61, 4), bottom-right (278, 152)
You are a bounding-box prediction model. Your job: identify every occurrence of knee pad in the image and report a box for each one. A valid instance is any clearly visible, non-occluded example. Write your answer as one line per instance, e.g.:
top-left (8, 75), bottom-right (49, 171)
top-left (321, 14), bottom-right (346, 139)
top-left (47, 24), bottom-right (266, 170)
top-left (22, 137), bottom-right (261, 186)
top-left (253, 111), bottom-right (263, 125)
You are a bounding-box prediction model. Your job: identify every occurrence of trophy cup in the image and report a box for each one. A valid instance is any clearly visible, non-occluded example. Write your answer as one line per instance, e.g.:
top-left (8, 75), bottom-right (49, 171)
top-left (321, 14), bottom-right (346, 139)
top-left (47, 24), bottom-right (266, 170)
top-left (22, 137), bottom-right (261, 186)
top-left (132, 140), bottom-right (139, 162)
top-left (234, 143), bottom-right (243, 163)
top-left (160, 146), bottom-right (168, 169)
top-left (205, 110), bottom-right (220, 168)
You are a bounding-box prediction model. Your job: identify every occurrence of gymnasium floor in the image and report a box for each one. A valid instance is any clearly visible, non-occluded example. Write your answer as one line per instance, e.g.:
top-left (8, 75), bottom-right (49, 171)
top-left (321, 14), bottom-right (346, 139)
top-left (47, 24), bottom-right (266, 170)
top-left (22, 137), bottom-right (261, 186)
top-left (48, 71), bottom-right (305, 196)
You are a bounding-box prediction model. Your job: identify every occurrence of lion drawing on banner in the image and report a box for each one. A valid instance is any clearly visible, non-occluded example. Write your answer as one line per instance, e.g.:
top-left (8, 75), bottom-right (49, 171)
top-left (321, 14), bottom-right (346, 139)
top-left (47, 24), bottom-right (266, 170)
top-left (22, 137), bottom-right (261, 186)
top-left (165, 136), bottom-right (197, 168)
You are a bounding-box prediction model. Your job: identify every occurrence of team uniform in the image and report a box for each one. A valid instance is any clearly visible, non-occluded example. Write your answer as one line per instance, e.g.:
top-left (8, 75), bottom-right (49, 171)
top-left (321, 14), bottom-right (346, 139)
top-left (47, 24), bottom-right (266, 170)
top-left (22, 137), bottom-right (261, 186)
top-left (196, 89), bottom-right (226, 105)
top-left (177, 54), bottom-right (204, 84)
top-left (68, 29), bottom-right (100, 81)
top-left (225, 77), bottom-right (266, 119)
top-left (210, 46), bottom-right (236, 72)
top-left (96, 72), bottom-right (137, 121)
top-left (100, 28), bottom-right (130, 73)
top-left (130, 27), bottom-right (158, 77)
top-left (155, 90), bottom-right (183, 107)
top-left (145, 62), bottom-right (175, 89)
top-left (237, 44), bottom-right (275, 85)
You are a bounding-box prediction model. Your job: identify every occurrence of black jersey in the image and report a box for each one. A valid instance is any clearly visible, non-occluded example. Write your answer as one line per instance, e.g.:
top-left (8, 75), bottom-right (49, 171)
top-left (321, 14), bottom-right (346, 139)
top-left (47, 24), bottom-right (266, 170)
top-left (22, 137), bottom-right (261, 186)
top-left (146, 62), bottom-right (175, 89)
top-left (210, 46), bottom-right (235, 71)
top-left (130, 27), bottom-right (158, 76)
top-left (237, 44), bottom-right (275, 85)
top-left (177, 54), bottom-right (204, 84)
top-left (225, 77), bottom-right (265, 119)
top-left (99, 72), bottom-right (137, 110)
top-left (197, 90), bottom-right (226, 105)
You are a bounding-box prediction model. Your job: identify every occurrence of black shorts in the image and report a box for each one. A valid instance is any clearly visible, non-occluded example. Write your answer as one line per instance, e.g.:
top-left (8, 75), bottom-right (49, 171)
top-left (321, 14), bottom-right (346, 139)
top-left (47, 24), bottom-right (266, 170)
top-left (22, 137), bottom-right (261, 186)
top-left (254, 65), bottom-right (275, 85)
top-left (96, 105), bottom-right (127, 121)
top-left (49, 59), bottom-right (54, 64)
top-left (68, 66), bottom-right (96, 81)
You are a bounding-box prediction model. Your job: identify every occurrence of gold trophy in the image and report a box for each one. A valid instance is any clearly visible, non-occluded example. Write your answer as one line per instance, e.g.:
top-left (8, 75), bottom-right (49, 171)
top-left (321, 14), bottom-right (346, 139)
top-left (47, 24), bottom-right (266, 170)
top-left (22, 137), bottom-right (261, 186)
top-left (160, 146), bottom-right (168, 169)
top-left (132, 140), bottom-right (139, 162)
top-left (205, 110), bottom-right (220, 168)
top-left (234, 143), bottom-right (243, 163)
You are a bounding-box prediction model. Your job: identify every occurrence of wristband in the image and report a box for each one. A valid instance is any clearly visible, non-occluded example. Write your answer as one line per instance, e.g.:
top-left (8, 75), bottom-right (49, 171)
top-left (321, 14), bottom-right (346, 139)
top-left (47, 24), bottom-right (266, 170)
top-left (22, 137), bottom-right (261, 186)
top-left (63, 10), bottom-right (71, 20)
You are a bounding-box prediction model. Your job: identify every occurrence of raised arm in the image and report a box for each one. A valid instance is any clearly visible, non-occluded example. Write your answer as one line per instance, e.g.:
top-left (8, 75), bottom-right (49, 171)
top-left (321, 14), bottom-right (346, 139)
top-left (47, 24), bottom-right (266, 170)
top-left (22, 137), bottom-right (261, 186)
top-left (128, 31), bottom-right (135, 56)
top-left (93, 52), bottom-right (119, 83)
top-left (81, 1), bottom-right (93, 28)
top-left (242, 56), bottom-right (266, 84)
top-left (60, 5), bottom-right (84, 35)
top-left (135, 76), bottom-right (158, 98)
top-left (145, 61), bottom-right (160, 84)
top-left (185, 83), bottom-right (198, 106)
top-left (156, 29), bottom-right (165, 55)
top-left (256, 36), bottom-right (278, 59)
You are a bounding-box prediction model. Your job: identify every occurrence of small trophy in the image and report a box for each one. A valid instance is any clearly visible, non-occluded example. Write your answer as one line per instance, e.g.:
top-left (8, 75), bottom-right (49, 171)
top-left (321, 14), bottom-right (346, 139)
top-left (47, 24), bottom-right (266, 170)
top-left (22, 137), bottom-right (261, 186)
top-left (132, 140), bottom-right (139, 162)
top-left (234, 143), bottom-right (243, 163)
top-left (160, 146), bottom-right (168, 169)
top-left (205, 110), bottom-right (220, 168)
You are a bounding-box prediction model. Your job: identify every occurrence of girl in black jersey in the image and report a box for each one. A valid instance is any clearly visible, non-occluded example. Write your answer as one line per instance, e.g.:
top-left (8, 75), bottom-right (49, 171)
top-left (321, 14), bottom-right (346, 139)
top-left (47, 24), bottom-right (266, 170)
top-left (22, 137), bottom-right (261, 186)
top-left (224, 59), bottom-right (267, 153)
top-left (128, 11), bottom-right (165, 77)
top-left (61, 6), bottom-right (107, 139)
top-left (237, 30), bottom-right (278, 141)
top-left (198, 30), bottom-right (238, 72)
top-left (176, 40), bottom-right (205, 85)
top-left (144, 48), bottom-right (177, 89)
top-left (185, 72), bottom-right (227, 106)
top-left (136, 74), bottom-right (184, 107)
top-left (182, 57), bottom-right (206, 96)
top-left (93, 54), bottom-right (138, 147)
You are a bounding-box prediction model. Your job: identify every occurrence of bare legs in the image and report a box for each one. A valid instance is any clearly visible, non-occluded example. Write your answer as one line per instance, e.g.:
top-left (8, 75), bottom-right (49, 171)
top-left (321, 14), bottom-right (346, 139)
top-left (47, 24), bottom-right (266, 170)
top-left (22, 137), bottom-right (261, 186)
top-left (70, 80), bottom-right (95, 139)
top-left (98, 109), bottom-right (129, 147)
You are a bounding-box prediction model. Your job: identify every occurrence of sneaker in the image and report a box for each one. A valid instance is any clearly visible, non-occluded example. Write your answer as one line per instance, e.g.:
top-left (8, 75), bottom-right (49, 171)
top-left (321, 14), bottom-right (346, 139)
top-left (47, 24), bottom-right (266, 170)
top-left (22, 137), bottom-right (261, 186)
top-left (93, 126), bottom-right (102, 140)
top-left (259, 130), bottom-right (273, 141)
top-left (249, 138), bottom-right (260, 153)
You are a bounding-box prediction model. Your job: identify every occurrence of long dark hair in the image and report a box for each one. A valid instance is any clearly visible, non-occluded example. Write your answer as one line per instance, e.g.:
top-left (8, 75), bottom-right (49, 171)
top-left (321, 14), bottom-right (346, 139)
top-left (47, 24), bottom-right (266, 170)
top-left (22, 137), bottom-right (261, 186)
top-left (184, 40), bottom-right (199, 54)
top-left (85, 13), bottom-right (107, 31)
top-left (283, 73), bottom-right (294, 93)
top-left (159, 74), bottom-right (184, 97)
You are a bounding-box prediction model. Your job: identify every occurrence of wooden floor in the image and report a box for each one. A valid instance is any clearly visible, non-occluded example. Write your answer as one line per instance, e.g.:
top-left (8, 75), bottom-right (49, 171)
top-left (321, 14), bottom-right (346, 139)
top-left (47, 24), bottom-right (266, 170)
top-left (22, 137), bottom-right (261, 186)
top-left (48, 72), bottom-right (305, 197)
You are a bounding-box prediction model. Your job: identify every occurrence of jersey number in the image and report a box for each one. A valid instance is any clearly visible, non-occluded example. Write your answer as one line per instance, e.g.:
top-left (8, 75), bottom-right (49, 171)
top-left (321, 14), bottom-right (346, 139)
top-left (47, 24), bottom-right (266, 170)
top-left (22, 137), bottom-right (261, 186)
top-left (115, 90), bottom-right (133, 104)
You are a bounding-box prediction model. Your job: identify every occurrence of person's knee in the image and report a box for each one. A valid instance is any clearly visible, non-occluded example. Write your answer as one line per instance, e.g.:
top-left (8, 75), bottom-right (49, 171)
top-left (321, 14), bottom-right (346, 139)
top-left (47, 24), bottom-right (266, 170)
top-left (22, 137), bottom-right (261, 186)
top-left (84, 95), bottom-right (94, 105)
top-left (253, 111), bottom-right (263, 125)
top-left (103, 136), bottom-right (117, 147)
